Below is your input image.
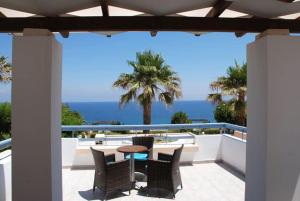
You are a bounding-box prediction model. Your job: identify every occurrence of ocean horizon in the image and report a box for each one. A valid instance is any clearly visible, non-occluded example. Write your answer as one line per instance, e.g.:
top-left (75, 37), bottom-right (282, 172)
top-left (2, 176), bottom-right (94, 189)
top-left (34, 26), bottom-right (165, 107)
top-left (67, 100), bottom-right (216, 125)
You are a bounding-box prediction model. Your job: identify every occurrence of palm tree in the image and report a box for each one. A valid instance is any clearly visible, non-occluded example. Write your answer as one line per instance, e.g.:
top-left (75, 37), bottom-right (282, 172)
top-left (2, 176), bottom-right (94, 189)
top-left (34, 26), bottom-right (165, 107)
top-left (208, 61), bottom-right (247, 126)
top-left (0, 56), bottom-right (12, 83)
top-left (113, 50), bottom-right (182, 127)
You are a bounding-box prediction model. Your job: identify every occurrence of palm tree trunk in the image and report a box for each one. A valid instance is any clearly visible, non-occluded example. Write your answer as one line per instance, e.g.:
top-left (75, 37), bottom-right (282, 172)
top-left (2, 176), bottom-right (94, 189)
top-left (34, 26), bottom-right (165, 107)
top-left (236, 93), bottom-right (246, 126)
top-left (143, 102), bottom-right (151, 133)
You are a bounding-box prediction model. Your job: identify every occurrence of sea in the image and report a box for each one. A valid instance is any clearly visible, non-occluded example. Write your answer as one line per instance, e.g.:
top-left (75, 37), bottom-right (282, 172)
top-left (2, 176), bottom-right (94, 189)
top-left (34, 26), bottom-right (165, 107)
top-left (67, 101), bottom-right (216, 125)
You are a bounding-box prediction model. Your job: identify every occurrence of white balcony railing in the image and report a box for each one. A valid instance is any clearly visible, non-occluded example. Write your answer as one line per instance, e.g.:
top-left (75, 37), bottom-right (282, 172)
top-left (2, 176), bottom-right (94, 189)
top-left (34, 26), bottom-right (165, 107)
top-left (0, 122), bottom-right (247, 152)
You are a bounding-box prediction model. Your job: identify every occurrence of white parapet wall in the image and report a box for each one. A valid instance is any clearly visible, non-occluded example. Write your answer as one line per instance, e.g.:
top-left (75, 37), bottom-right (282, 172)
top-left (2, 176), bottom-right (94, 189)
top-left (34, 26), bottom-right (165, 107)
top-left (66, 143), bottom-right (199, 168)
top-left (193, 134), bottom-right (222, 162)
top-left (61, 138), bottom-right (78, 167)
top-left (221, 134), bottom-right (246, 174)
top-left (61, 134), bottom-right (246, 174)
top-left (0, 150), bottom-right (12, 201)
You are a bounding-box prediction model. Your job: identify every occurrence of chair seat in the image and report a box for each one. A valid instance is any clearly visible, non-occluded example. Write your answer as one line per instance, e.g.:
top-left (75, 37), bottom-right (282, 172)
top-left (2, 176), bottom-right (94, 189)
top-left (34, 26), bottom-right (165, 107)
top-left (125, 153), bottom-right (148, 161)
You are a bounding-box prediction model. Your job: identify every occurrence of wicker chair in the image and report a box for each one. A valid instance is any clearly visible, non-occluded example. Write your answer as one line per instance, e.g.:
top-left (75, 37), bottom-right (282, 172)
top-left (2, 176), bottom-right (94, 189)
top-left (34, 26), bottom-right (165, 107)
top-left (125, 136), bottom-right (154, 174)
top-left (90, 147), bottom-right (131, 200)
top-left (147, 144), bottom-right (184, 198)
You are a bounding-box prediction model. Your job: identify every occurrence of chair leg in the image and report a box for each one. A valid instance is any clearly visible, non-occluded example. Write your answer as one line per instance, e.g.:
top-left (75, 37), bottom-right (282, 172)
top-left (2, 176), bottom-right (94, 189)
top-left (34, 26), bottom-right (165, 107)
top-left (102, 193), bottom-right (107, 201)
top-left (93, 171), bottom-right (96, 192)
top-left (178, 168), bottom-right (183, 190)
top-left (129, 190), bottom-right (131, 195)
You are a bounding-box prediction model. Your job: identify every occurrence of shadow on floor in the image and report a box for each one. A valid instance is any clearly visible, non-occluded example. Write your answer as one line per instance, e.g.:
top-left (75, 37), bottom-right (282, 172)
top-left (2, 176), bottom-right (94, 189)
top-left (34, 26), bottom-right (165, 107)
top-left (78, 189), bottom-right (130, 201)
top-left (216, 162), bottom-right (245, 181)
top-left (137, 187), bottom-right (176, 200)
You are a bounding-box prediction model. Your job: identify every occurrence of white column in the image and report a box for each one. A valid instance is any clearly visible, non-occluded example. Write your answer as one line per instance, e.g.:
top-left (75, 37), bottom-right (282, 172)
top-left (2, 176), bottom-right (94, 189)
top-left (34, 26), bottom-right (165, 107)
top-left (11, 29), bottom-right (62, 201)
top-left (246, 31), bottom-right (300, 201)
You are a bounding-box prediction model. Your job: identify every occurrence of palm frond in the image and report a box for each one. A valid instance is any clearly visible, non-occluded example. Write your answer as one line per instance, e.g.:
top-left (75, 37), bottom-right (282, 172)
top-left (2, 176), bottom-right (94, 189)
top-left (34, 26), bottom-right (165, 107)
top-left (112, 73), bottom-right (135, 89)
top-left (119, 88), bottom-right (137, 108)
top-left (159, 92), bottom-right (174, 106)
top-left (207, 93), bottom-right (223, 104)
top-left (0, 56), bottom-right (12, 83)
top-left (113, 50), bottom-right (182, 111)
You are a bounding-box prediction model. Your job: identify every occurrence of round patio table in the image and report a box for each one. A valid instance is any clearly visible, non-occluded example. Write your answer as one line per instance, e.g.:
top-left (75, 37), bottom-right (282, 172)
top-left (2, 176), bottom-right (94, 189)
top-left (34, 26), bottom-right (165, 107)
top-left (117, 145), bottom-right (148, 183)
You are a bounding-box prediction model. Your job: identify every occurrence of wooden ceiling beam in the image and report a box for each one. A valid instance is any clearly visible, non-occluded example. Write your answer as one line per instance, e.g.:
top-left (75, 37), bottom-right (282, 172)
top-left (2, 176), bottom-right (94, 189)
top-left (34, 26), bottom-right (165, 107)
top-left (1, 16), bottom-right (300, 34)
top-left (277, 0), bottom-right (296, 3)
top-left (150, 31), bottom-right (157, 37)
top-left (60, 31), bottom-right (69, 38)
top-left (100, 0), bottom-right (109, 17)
top-left (235, 31), bottom-right (247, 37)
top-left (206, 0), bottom-right (232, 18)
top-left (0, 12), bottom-right (6, 18)
top-left (235, 16), bottom-right (259, 37)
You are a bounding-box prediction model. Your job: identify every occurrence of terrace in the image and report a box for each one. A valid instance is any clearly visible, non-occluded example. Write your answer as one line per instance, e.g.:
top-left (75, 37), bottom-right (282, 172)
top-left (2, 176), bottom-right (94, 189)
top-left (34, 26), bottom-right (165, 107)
top-left (1, 123), bottom-right (246, 201)
top-left (1, 0), bottom-right (300, 201)
top-left (62, 163), bottom-right (245, 201)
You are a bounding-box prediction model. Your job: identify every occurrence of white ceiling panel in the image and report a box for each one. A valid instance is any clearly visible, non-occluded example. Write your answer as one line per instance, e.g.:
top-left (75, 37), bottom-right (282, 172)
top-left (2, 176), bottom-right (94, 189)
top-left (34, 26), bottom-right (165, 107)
top-left (0, 0), bottom-right (99, 16)
top-left (109, 6), bottom-right (143, 16)
top-left (1, 0), bottom-right (300, 20)
top-left (67, 6), bottom-right (102, 17)
top-left (178, 7), bottom-right (212, 17)
top-left (0, 7), bottom-right (35, 17)
top-left (219, 9), bottom-right (248, 18)
top-left (231, 0), bottom-right (300, 18)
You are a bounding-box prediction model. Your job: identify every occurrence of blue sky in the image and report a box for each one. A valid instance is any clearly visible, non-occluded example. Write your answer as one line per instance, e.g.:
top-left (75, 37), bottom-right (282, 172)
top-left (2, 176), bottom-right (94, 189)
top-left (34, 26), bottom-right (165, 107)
top-left (0, 32), bottom-right (254, 102)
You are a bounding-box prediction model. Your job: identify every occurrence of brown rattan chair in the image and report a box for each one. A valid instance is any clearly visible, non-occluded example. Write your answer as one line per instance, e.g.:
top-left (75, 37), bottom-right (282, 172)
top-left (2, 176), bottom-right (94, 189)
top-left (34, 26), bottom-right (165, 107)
top-left (147, 144), bottom-right (184, 198)
top-left (124, 136), bottom-right (154, 174)
top-left (90, 147), bottom-right (131, 200)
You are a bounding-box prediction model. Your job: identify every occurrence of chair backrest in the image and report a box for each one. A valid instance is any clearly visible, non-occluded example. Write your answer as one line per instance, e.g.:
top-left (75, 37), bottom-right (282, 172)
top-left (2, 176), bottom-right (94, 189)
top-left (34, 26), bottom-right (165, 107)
top-left (90, 147), bottom-right (106, 173)
top-left (132, 136), bottom-right (154, 150)
top-left (171, 144), bottom-right (184, 169)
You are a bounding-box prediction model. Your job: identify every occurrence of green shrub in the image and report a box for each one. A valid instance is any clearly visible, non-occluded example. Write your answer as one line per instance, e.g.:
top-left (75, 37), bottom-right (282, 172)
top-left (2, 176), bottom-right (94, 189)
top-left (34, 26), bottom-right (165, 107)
top-left (62, 104), bottom-right (84, 125)
top-left (214, 103), bottom-right (235, 124)
top-left (0, 102), bottom-right (11, 140)
top-left (171, 112), bottom-right (192, 132)
top-left (192, 128), bottom-right (221, 135)
top-left (0, 103), bottom-right (84, 139)
top-left (110, 121), bottom-right (130, 134)
top-left (61, 104), bottom-right (84, 137)
top-left (203, 128), bottom-right (221, 134)
top-left (171, 111), bottom-right (191, 124)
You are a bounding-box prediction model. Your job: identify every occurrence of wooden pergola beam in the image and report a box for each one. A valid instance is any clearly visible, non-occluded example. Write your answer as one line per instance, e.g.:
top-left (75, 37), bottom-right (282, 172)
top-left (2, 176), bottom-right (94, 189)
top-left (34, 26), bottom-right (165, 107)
top-left (235, 31), bottom-right (246, 37)
top-left (150, 31), bottom-right (157, 37)
top-left (1, 16), bottom-right (300, 33)
top-left (206, 0), bottom-right (232, 18)
top-left (277, 0), bottom-right (296, 3)
top-left (60, 31), bottom-right (69, 38)
top-left (0, 12), bottom-right (5, 18)
top-left (100, 0), bottom-right (109, 17)
top-left (235, 16), bottom-right (259, 37)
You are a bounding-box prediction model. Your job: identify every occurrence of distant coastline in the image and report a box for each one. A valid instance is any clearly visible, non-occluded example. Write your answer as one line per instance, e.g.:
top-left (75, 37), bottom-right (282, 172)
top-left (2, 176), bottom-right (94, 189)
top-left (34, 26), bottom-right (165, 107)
top-left (66, 100), bottom-right (215, 125)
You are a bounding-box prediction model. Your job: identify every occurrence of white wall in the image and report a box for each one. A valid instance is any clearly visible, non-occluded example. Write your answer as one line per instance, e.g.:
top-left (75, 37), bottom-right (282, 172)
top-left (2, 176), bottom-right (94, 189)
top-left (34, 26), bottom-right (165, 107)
top-left (194, 135), bottom-right (222, 162)
top-left (67, 143), bottom-right (199, 168)
top-left (221, 134), bottom-right (246, 174)
top-left (61, 138), bottom-right (78, 167)
top-left (0, 150), bottom-right (11, 201)
top-left (247, 33), bottom-right (300, 201)
top-left (12, 31), bottom-right (62, 201)
top-left (247, 35), bottom-right (268, 201)
top-left (61, 135), bottom-right (246, 173)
